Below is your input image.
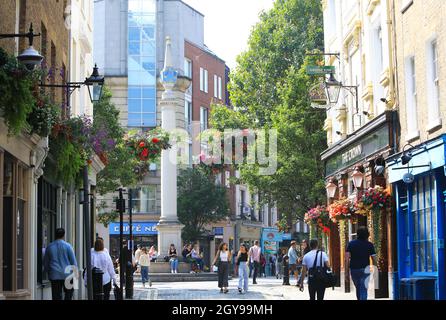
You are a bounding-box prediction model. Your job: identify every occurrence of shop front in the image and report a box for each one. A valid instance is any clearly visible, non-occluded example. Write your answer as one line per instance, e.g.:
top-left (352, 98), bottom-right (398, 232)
top-left (321, 110), bottom-right (397, 298)
top-left (108, 221), bottom-right (158, 258)
top-left (235, 220), bottom-right (262, 249)
top-left (387, 135), bottom-right (446, 300)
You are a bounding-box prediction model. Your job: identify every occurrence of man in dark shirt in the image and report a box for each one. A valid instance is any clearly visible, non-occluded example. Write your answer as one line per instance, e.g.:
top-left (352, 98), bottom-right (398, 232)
top-left (346, 227), bottom-right (377, 300)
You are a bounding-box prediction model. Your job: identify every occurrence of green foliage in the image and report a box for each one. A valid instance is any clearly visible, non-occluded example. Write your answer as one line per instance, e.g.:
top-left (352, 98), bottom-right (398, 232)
top-left (94, 87), bottom-right (139, 194)
top-left (97, 210), bottom-right (120, 227)
top-left (178, 167), bottom-right (229, 242)
top-left (27, 91), bottom-right (60, 137)
top-left (211, 0), bottom-right (326, 227)
top-left (0, 48), bottom-right (36, 135)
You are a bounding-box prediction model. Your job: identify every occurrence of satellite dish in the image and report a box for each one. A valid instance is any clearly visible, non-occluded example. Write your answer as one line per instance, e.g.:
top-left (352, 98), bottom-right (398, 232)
top-left (403, 172), bottom-right (414, 184)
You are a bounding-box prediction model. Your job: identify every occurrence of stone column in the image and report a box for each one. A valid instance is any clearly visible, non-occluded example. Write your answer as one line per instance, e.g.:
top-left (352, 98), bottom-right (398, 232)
top-left (157, 37), bottom-right (190, 256)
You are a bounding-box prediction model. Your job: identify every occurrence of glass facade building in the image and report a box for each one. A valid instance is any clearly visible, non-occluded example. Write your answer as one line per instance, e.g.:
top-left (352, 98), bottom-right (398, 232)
top-left (127, 0), bottom-right (157, 127)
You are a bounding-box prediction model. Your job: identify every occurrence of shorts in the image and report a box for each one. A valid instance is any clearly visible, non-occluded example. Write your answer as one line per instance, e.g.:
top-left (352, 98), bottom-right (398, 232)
top-left (289, 264), bottom-right (297, 273)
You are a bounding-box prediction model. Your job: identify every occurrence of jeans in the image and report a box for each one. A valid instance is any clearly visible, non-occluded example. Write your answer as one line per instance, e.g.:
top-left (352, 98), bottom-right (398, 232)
top-left (252, 261), bottom-right (260, 283)
top-left (50, 279), bottom-right (74, 300)
top-left (141, 266), bottom-right (149, 284)
top-left (350, 268), bottom-right (369, 300)
top-left (308, 279), bottom-right (326, 300)
top-left (238, 262), bottom-right (249, 292)
top-left (170, 258), bottom-right (178, 272)
top-left (194, 258), bottom-right (204, 270)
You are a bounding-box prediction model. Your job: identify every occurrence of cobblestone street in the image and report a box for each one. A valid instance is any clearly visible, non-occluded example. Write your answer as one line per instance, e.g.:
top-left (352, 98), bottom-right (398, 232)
top-left (131, 277), bottom-right (360, 300)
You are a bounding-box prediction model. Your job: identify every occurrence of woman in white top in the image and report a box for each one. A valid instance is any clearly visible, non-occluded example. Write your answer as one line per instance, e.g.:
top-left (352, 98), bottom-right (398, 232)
top-left (139, 247), bottom-right (151, 287)
top-left (89, 238), bottom-right (117, 300)
top-left (212, 242), bottom-right (232, 293)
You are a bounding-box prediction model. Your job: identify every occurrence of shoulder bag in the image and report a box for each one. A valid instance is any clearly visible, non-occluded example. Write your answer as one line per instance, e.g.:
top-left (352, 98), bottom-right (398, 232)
top-left (309, 251), bottom-right (336, 288)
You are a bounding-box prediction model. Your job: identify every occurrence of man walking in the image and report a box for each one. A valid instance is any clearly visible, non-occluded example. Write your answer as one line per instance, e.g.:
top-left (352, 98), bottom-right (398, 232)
top-left (346, 227), bottom-right (377, 300)
top-left (248, 240), bottom-right (261, 284)
top-left (287, 241), bottom-right (299, 285)
top-left (43, 228), bottom-right (78, 300)
top-left (299, 239), bottom-right (330, 300)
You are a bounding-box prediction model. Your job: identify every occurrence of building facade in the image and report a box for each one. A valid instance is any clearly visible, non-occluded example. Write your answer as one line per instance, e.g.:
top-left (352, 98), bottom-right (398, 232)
top-left (386, 0), bottom-right (446, 300)
top-left (321, 0), bottom-right (398, 298)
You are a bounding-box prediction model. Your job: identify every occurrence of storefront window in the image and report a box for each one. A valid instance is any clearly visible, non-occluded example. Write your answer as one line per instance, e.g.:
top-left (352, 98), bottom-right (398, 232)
top-left (130, 186), bottom-right (157, 214)
top-left (37, 178), bottom-right (57, 284)
top-left (411, 175), bottom-right (438, 273)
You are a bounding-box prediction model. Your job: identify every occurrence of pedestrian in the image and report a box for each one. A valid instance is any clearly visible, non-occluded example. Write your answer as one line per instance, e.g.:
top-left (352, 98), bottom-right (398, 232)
top-left (43, 228), bottom-right (78, 300)
top-left (260, 253), bottom-right (266, 277)
top-left (276, 249), bottom-right (285, 279)
top-left (248, 240), bottom-right (261, 284)
top-left (88, 238), bottom-right (117, 300)
top-left (236, 244), bottom-right (249, 294)
top-left (299, 239), bottom-right (330, 301)
top-left (139, 247), bottom-right (151, 288)
top-left (346, 227), bottom-right (377, 300)
top-left (182, 243), bottom-right (195, 273)
top-left (168, 244), bottom-right (179, 274)
top-left (287, 241), bottom-right (299, 285)
top-left (270, 254), bottom-right (276, 277)
top-left (191, 244), bottom-right (204, 272)
top-left (148, 245), bottom-right (158, 262)
top-left (133, 244), bottom-right (142, 274)
top-left (212, 242), bottom-right (231, 293)
top-left (282, 255), bottom-right (290, 285)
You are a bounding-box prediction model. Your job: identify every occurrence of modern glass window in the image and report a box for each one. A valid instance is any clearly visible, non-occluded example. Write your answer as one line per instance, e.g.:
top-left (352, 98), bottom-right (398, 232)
top-left (128, 0), bottom-right (157, 127)
top-left (410, 175), bottom-right (438, 274)
top-left (130, 186), bottom-right (157, 214)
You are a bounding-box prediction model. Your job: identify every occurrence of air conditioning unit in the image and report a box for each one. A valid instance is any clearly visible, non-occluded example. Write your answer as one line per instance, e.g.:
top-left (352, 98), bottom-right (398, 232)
top-left (399, 278), bottom-right (436, 300)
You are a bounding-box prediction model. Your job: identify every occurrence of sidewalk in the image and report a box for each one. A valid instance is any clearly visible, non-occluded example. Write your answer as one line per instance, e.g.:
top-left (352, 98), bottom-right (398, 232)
top-left (130, 277), bottom-right (364, 300)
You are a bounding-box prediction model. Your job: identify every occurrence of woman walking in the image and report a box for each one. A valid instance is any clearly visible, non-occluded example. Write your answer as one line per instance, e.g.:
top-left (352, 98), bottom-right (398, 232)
top-left (236, 244), bottom-right (249, 294)
top-left (139, 247), bottom-right (151, 288)
top-left (89, 238), bottom-right (117, 300)
top-left (212, 242), bottom-right (231, 294)
top-left (168, 244), bottom-right (179, 273)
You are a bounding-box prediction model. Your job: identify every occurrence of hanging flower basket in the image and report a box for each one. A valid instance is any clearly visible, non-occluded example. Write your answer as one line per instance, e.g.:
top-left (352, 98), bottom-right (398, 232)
top-left (355, 185), bottom-right (391, 215)
top-left (125, 128), bottom-right (171, 162)
top-left (304, 205), bottom-right (331, 235)
top-left (328, 198), bottom-right (356, 223)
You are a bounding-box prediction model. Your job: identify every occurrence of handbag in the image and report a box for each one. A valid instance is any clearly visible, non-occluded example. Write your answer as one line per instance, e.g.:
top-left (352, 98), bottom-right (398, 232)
top-left (309, 250), bottom-right (336, 288)
top-left (113, 283), bottom-right (122, 300)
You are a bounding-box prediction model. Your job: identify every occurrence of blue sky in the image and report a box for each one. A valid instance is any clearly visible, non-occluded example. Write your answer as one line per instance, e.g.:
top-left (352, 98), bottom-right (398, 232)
top-left (182, 0), bottom-right (275, 70)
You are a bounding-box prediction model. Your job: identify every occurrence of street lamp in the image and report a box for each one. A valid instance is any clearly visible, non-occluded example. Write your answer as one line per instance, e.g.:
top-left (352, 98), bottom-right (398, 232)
top-left (0, 23), bottom-right (43, 71)
top-left (325, 73), bottom-right (342, 104)
top-left (85, 64), bottom-right (104, 103)
top-left (352, 167), bottom-right (364, 190)
top-left (326, 179), bottom-right (337, 199)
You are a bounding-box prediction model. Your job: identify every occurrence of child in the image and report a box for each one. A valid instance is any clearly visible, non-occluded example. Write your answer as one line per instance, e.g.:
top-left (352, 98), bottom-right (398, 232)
top-left (282, 255), bottom-right (290, 285)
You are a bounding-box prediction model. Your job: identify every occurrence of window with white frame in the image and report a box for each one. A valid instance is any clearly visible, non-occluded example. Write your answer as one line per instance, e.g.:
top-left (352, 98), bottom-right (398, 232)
top-left (200, 107), bottom-right (208, 131)
top-left (200, 67), bottom-right (208, 93)
top-left (427, 39), bottom-right (441, 130)
top-left (214, 75), bottom-right (218, 98)
top-left (405, 56), bottom-right (419, 140)
top-left (184, 58), bottom-right (192, 78)
top-left (218, 76), bottom-right (222, 99)
top-left (184, 99), bottom-right (192, 131)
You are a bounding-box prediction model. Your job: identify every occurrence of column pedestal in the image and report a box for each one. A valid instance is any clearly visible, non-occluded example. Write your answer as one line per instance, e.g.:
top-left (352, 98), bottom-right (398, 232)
top-left (157, 221), bottom-right (183, 257)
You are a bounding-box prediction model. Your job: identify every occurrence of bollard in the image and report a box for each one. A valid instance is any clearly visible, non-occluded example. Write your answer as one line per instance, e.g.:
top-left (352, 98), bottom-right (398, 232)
top-left (92, 267), bottom-right (104, 300)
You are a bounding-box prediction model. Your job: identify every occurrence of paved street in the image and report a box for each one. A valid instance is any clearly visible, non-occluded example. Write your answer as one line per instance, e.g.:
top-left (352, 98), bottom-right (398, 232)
top-left (131, 277), bottom-right (360, 300)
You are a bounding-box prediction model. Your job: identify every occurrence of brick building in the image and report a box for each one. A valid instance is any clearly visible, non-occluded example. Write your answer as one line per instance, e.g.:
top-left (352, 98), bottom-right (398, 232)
top-left (386, 0), bottom-right (446, 300)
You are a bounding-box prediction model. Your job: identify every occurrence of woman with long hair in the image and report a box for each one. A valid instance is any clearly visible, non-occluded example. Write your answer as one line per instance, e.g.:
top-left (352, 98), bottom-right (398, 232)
top-left (212, 242), bottom-right (231, 293)
top-left (89, 238), bottom-right (117, 300)
top-left (236, 244), bottom-right (249, 294)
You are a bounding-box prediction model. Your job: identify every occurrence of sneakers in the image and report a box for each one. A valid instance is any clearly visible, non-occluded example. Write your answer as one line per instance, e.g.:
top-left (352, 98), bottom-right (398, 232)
top-left (142, 283), bottom-right (146, 288)
top-left (238, 288), bottom-right (242, 294)
top-left (175, 270), bottom-right (178, 274)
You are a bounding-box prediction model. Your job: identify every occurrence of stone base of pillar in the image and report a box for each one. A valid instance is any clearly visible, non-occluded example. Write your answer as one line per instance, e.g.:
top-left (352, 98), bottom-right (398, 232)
top-left (0, 293), bottom-right (5, 300)
top-left (157, 220), bottom-right (184, 257)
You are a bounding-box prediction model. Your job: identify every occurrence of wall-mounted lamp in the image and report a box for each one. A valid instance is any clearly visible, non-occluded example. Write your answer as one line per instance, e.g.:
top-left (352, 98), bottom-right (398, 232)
top-left (401, 143), bottom-right (414, 165)
top-left (352, 166), bottom-right (364, 189)
top-left (326, 179), bottom-right (338, 198)
top-left (374, 157), bottom-right (386, 176)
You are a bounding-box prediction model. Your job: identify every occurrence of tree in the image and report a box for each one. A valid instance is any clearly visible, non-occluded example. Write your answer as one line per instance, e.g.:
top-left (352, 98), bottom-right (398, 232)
top-left (94, 87), bottom-right (138, 194)
top-left (210, 0), bottom-right (326, 227)
top-left (177, 166), bottom-right (229, 242)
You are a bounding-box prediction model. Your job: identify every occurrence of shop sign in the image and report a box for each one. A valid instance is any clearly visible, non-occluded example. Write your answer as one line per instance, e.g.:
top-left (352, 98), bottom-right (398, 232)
top-left (325, 125), bottom-right (390, 177)
top-left (306, 65), bottom-right (335, 75)
top-left (109, 222), bottom-right (158, 235)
